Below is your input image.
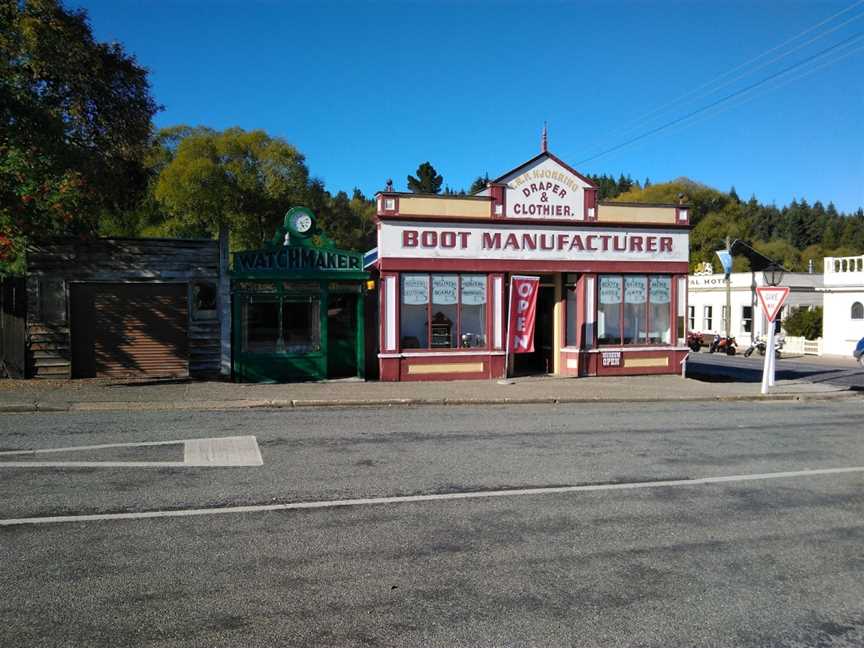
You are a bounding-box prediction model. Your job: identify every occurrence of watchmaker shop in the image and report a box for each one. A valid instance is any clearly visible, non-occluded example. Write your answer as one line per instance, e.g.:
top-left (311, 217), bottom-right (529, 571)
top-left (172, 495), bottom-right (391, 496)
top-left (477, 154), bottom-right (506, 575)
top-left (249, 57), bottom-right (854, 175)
top-left (231, 207), bottom-right (368, 382)
top-left (370, 148), bottom-right (692, 381)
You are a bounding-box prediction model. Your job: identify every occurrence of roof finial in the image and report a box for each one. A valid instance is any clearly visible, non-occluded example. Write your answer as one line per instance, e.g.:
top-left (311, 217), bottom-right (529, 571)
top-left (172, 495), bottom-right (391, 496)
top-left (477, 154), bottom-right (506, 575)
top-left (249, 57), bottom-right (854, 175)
top-left (541, 122), bottom-right (548, 153)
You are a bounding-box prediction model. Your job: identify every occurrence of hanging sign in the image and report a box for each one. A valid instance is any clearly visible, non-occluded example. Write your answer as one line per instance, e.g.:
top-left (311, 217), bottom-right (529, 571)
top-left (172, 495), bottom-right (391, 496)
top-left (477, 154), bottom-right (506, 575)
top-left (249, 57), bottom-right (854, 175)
top-left (432, 275), bottom-right (458, 305)
top-left (506, 276), bottom-right (540, 354)
top-left (756, 286), bottom-right (790, 322)
top-left (624, 277), bottom-right (647, 304)
top-left (650, 276), bottom-right (671, 304)
top-left (402, 275), bottom-right (429, 305)
top-left (461, 276), bottom-right (487, 305)
top-left (599, 276), bottom-right (622, 304)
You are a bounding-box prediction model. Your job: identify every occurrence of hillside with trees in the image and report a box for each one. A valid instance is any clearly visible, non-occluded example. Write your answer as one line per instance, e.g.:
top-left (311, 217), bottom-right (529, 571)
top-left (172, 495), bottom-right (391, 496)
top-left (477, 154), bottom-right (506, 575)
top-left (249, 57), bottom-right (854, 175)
top-left (607, 178), bottom-right (864, 272)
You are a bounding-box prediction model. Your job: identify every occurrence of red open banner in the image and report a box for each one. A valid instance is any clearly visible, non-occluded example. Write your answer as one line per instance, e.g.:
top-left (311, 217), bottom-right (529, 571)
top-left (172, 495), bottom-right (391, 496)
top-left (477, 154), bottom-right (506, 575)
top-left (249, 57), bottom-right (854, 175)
top-left (756, 286), bottom-right (790, 322)
top-left (507, 276), bottom-right (540, 354)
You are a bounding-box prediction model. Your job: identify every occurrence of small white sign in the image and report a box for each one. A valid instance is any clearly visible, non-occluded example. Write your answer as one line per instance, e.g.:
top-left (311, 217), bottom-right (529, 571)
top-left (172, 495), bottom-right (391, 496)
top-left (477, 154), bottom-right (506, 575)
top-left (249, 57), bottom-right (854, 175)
top-left (402, 274), bottom-right (429, 305)
top-left (432, 275), bottom-right (458, 305)
top-left (461, 276), bottom-right (487, 305)
top-left (756, 286), bottom-right (790, 322)
top-left (602, 351), bottom-right (621, 367)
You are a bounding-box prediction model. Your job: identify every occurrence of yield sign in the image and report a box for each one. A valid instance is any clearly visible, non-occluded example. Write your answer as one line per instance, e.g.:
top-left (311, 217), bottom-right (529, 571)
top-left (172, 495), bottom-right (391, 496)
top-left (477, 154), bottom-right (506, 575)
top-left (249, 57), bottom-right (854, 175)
top-left (756, 286), bottom-right (790, 322)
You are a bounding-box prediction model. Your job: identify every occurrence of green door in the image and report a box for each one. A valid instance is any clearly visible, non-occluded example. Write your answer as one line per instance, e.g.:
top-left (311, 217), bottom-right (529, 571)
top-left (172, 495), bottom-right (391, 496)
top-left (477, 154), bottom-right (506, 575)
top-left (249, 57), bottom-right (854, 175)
top-left (327, 293), bottom-right (358, 378)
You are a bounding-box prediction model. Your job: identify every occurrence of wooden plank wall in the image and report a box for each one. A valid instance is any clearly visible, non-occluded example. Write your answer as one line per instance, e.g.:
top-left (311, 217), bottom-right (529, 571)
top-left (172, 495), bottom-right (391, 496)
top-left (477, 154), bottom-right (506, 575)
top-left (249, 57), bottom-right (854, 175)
top-left (26, 238), bottom-right (221, 379)
top-left (1, 278), bottom-right (27, 378)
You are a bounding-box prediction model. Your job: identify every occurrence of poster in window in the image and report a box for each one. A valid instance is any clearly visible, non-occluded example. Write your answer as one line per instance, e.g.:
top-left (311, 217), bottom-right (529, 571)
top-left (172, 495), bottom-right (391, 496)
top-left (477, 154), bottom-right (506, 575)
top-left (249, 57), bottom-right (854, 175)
top-left (599, 276), bottom-right (622, 304)
top-left (461, 276), bottom-right (486, 305)
top-left (650, 276), bottom-right (671, 304)
top-left (402, 275), bottom-right (429, 305)
top-left (624, 277), bottom-right (647, 304)
top-left (432, 275), bottom-right (458, 305)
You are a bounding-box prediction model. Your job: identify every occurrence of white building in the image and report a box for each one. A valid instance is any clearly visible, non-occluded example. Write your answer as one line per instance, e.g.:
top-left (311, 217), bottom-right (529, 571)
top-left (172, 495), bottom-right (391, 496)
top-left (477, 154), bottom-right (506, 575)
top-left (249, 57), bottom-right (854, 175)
top-left (820, 255), bottom-right (864, 356)
top-left (687, 269), bottom-right (822, 346)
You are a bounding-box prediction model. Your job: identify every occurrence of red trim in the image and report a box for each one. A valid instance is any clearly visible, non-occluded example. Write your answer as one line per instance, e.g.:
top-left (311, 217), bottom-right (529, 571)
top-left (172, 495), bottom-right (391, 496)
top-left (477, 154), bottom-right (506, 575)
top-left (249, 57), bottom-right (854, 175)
top-left (380, 258), bottom-right (690, 274)
top-left (377, 213), bottom-right (692, 229)
top-left (584, 189), bottom-right (598, 222)
top-left (491, 151), bottom-right (599, 189)
top-left (377, 193), bottom-right (400, 217)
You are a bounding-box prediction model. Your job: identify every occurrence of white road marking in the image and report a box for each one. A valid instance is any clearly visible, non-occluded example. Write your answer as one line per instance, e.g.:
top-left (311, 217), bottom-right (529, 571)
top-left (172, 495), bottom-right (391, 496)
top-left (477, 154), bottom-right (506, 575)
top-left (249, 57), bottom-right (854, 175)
top-left (1, 465), bottom-right (862, 527)
top-left (0, 436), bottom-right (263, 469)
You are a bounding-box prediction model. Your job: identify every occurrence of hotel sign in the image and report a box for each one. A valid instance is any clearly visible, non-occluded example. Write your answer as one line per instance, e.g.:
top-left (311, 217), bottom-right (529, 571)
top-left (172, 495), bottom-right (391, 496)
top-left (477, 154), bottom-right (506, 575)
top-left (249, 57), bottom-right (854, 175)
top-left (380, 221), bottom-right (689, 263)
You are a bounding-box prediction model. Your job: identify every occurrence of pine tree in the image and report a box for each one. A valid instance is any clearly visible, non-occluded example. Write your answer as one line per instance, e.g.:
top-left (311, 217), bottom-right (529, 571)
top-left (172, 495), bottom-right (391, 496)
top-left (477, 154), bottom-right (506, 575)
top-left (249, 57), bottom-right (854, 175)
top-left (407, 162), bottom-right (444, 194)
top-left (729, 186), bottom-right (740, 203)
top-left (469, 173), bottom-right (490, 194)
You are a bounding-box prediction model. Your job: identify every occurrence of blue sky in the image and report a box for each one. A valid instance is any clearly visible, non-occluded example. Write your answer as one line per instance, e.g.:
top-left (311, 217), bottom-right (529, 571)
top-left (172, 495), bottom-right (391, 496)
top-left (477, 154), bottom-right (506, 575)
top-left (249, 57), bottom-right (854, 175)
top-left (75, 0), bottom-right (863, 213)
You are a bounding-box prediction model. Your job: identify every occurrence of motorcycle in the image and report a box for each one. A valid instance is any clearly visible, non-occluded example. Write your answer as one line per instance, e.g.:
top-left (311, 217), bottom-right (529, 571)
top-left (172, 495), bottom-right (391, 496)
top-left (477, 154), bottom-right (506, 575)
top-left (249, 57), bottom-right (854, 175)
top-left (743, 335), bottom-right (783, 359)
top-left (708, 333), bottom-right (737, 355)
top-left (686, 331), bottom-right (704, 352)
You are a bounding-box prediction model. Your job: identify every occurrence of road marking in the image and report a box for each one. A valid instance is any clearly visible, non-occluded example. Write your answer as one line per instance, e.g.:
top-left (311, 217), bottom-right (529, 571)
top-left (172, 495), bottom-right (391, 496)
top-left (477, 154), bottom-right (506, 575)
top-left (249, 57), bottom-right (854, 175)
top-left (0, 436), bottom-right (262, 468)
top-left (1, 465), bottom-right (862, 527)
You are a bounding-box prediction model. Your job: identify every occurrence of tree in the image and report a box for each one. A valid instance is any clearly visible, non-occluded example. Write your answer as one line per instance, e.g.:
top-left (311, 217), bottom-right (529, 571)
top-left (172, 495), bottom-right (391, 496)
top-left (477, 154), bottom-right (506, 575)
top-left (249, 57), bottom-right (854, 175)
top-left (0, 0), bottom-right (160, 274)
top-left (469, 173), bottom-right (490, 194)
top-left (729, 186), bottom-right (740, 203)
top-left (154, 127), bottom-right (311, 250)
top-left (407, 162), bottom-right (443, 194)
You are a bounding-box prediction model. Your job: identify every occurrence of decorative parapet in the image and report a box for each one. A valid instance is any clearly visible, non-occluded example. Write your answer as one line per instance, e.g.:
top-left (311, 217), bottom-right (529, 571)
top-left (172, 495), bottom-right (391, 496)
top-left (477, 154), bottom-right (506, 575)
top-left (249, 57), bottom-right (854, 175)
top-left (824, 255), bottom-right (864, 286)
top-left (597, 202), bottom-right (688, 226)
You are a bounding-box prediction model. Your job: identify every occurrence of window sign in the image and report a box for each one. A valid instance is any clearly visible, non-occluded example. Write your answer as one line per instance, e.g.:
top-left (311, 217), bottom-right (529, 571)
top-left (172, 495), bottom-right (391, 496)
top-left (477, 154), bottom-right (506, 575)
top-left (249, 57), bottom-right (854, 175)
top-left (461, 275), bottom-right (487, 305)
top-left (624, 276), bottom-right (647, 304)
top-left (402, 274), bottom-right (429, 305)
top-left (649, 276), bottom-right (670, 304)
top-left (432, 275), bottom-right (458, 305)
top-left (599, 276), bottom-right (622, 304)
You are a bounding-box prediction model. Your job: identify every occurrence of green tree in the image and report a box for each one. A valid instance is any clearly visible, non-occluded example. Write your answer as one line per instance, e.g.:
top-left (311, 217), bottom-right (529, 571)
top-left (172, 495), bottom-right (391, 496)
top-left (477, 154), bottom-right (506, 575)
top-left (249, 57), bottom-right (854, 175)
top-left (407, 162), bottom-right (443, 194)
top-left (469, 173), bottom-right (490, 194)
top-left (154, 127), bottom-right (311, 250)
top-left (783, 307), bottom-right (822, 340)
top-left (0, 0), bottom-right (159, 274)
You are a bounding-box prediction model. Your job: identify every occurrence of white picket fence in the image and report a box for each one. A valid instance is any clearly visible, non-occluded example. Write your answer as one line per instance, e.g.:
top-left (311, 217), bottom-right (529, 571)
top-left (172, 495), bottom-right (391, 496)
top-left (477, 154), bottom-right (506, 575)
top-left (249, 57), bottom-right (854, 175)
top-left (783, 336), bottom-right (823, 356)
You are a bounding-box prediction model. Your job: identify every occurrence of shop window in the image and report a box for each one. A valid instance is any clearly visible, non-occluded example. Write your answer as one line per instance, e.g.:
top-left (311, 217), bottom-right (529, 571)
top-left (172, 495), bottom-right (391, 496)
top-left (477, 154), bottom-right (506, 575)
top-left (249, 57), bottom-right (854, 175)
top-left (742, 306), bottom-right (753, 333)
top-left (597, 276), bottom-right (623, 345)
top-left (688, 305), bottom-right (695, 332)
top-left (649, 276), bottom-right (671, 344)
top-left (399, 273), bottom-right (487, 350)
top-left (623, 276), bottom-right (647, 343)
top-left (704, 305), bottom-right (713, 331)
top-left (852, 302), bottom-right (864, 320)
top-left (243, 300), bottom-right (279, 352)
top-left (282, 297), bottom-right (320, 353)
top-left (39, 279), bottom-right (66, 324)
top-left (720, 305), bottom-right (728, 333)
top-left (192, 282), bottom-right (218, 320)
top-left (242, 296), bottom-right (320, 354)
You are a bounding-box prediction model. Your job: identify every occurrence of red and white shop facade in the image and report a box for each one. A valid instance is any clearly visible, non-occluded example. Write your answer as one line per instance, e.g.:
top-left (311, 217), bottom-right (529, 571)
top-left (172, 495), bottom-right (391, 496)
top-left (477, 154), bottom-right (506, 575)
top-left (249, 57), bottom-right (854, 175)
top-left (372, 151), bottom-right (691, 381)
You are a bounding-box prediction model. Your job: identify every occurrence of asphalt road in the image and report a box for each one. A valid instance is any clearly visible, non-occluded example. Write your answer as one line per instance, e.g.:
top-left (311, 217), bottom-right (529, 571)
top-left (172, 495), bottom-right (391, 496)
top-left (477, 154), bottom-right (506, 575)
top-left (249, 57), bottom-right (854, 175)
top-left (1, 401), bottom-right (863, 647)
top-left (688, 351), bottom-right (864, 389)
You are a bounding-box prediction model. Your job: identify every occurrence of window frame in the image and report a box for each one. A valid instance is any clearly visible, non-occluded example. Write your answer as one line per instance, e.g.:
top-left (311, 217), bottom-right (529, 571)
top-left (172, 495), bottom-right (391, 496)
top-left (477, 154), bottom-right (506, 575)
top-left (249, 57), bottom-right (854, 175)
top-left (852, 301), bottom-right (864, 320)
top-left (741, 305), bottom-right (753, 333)
top-left (398, 273), bottom-right (490, 352)
top-left (703, 305), bottom-right (713, 331)
top-left (596, 274), bottom-right (674, 348)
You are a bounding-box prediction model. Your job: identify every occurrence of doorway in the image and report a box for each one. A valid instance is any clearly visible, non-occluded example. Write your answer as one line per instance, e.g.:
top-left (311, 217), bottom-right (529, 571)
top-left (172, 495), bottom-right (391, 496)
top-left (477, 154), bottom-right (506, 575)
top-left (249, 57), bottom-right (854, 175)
top-left (513, 284), bottom-right (555, 376)
top-left (327, 293), bottom-right (358, 378)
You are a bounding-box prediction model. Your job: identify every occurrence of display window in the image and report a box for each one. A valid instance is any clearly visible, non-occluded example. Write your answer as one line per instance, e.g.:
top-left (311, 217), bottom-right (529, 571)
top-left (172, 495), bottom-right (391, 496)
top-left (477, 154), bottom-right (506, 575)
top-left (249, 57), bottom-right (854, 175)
top-left (597, 274), bottom-right (672, 346)
top-left (241, 294), bottom-right (320, 354)
top-left (399, 273), bottom-right (488, 350)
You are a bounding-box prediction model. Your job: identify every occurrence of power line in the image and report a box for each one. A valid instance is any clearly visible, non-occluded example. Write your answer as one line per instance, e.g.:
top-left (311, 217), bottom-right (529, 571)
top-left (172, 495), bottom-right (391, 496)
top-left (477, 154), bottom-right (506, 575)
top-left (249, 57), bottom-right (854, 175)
top-left (574, 31), bottom-right (864, 166)
top-left (575, 0), bottom-right (864, 158)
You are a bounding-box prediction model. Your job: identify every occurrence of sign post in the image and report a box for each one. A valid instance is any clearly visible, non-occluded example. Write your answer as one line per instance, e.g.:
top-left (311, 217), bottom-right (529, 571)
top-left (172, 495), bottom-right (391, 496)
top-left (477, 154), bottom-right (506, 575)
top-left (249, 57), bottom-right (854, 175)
top-left (503, 276), bottom-right (540, 380)
top-left (756, 286), bottom-right (790, 394)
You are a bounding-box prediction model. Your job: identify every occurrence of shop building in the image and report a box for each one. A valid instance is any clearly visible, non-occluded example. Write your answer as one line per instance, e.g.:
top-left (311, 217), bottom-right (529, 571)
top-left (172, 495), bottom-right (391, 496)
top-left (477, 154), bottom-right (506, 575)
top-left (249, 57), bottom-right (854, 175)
top-left (371, 150), bottom-right (692, 381)
top-left (7, 238), bottom-right (223, 379)
top-left (687, 268), bottom-right (822, 346)
top-left (820, 255), bottom-right (864, 356)
top-left (230, 207), bottom-right (368, 382)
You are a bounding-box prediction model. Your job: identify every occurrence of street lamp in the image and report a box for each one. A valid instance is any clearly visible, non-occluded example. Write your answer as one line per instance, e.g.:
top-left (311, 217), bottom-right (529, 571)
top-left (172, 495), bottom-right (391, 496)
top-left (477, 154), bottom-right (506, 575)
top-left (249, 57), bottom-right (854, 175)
top-left (762, 263), bottom-right (784, 287)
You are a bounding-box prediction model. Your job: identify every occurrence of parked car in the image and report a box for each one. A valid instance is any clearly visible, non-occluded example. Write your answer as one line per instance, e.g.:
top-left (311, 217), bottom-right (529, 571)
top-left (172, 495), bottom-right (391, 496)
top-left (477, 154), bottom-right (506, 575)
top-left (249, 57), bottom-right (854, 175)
top-left (854, 337), bottom-right (864, 367)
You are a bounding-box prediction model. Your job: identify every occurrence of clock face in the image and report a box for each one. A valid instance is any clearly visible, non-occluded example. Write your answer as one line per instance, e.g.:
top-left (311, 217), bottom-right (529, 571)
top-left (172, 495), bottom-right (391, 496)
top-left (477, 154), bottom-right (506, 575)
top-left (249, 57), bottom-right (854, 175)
top-left (292, 213), bottom-right (313, 234)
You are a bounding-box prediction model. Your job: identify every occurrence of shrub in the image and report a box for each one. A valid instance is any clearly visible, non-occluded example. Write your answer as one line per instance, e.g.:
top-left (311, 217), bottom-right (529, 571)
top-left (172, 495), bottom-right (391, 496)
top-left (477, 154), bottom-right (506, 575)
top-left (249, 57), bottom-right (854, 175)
top-left (783, 307), bottom-right (822, 340)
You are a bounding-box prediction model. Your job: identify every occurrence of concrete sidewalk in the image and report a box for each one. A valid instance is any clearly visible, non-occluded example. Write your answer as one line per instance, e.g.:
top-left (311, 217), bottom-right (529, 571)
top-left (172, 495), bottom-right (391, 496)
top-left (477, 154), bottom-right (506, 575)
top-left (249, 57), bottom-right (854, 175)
top-left (0, 370), bottom-right (859, 413)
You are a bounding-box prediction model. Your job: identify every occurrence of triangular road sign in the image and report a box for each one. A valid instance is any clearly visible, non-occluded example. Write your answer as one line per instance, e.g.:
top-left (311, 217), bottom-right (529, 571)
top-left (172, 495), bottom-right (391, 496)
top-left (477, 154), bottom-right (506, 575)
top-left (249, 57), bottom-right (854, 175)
top-left (756, 286), bottom-right (790, 322)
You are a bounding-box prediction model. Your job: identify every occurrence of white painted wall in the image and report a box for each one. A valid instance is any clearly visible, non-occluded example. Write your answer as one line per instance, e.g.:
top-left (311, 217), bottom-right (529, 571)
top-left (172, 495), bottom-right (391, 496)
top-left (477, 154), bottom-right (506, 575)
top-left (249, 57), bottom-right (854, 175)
top-left (821, 256), bottom-right (864, 356)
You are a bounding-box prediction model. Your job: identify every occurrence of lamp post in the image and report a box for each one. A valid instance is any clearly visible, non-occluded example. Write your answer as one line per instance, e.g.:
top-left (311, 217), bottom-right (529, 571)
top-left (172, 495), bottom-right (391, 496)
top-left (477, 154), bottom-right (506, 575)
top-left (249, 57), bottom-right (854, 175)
top-left (761, 263), bottom-right (785, 391)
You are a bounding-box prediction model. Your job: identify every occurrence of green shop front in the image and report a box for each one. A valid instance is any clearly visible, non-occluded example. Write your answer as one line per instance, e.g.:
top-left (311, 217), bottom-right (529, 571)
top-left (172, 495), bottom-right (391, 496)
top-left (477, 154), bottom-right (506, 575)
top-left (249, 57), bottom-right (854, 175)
top-left (231, 208), bottom-right (368, 382)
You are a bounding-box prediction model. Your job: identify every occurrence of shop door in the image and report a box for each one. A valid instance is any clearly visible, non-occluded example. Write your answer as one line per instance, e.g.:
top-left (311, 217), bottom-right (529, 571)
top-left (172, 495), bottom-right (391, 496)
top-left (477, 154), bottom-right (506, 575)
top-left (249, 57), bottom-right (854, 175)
top-left (71, 283), bottom-right (188, 378)
top-left (513, 286), bottom-right (555, 376)
top-left (327, 293), bottom-right (358, 378)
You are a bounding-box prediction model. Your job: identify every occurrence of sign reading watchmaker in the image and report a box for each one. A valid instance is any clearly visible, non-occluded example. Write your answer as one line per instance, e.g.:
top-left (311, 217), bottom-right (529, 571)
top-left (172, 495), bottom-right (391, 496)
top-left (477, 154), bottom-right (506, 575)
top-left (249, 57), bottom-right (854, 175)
top-left (379, 221), bottom-right (689, 263)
